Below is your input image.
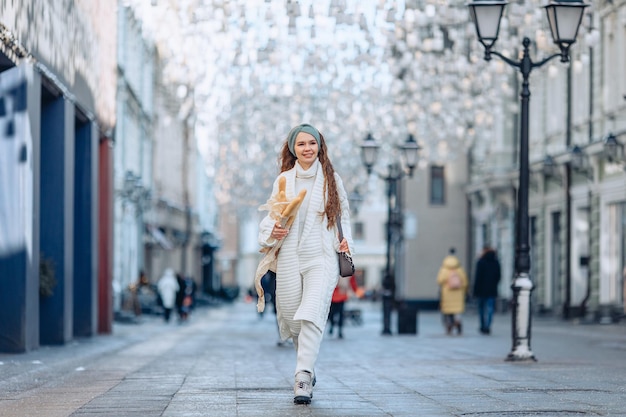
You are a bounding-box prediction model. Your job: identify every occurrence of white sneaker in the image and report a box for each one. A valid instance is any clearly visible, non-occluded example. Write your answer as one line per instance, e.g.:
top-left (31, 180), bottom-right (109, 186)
top-left (293, 371), bottom-right (313, 404)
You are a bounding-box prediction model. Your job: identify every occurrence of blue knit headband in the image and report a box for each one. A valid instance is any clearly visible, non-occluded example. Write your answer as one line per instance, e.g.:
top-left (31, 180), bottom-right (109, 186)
top-left (287, 124), bottom-right (321, 156)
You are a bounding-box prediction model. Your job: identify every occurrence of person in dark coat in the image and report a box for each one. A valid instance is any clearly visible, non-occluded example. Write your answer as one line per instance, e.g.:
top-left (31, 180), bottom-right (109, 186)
top-left (175, 273), bottom-right (186, 322)
top-left (473, 246), bottom-right (501, 335)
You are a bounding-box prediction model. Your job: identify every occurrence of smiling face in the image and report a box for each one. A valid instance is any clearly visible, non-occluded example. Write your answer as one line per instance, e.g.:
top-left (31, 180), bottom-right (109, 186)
top-left (294, 132), bottom-right (319, 169)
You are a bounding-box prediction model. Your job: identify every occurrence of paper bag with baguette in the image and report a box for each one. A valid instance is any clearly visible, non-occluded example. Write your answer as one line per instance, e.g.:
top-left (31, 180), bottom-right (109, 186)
top-left (254, 177), bottom-right (306, 313)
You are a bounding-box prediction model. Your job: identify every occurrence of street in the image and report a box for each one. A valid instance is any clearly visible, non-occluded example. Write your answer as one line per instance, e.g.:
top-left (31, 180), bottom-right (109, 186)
top-left (1, 300), bottom-right (625, 417)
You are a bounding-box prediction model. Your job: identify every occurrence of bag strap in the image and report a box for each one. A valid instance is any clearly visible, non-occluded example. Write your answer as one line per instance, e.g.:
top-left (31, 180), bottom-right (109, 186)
top-left (336, 215), bottom-right (344, 243)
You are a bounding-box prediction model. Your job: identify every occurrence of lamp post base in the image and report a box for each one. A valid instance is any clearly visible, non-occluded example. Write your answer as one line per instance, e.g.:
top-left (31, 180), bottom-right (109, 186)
top-left (506, 273), bottom-right (536, 362)
top-left (506, 348), bottom-right (537, 362)
top-left (382, 295), bottom-right (393, 335)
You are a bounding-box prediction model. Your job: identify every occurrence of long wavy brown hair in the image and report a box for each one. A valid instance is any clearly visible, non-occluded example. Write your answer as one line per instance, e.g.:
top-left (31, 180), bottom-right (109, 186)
top-left (279, 131), bottom-right (340, 229)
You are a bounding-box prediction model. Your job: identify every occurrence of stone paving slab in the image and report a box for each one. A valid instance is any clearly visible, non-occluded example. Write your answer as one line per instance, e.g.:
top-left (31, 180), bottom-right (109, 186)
top-left (1, 299), bottom-right (625, 417)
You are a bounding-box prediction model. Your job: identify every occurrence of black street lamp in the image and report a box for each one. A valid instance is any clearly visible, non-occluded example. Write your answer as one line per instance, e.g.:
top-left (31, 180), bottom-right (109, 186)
top-left (602, 132), bottom-right (626, 170)
top-left (360, 133), bottom-right (420, 335)
top-left (570, 145), bottom-right (585, 171)
top-left (603, 133), bottom-right (625, 164)
top-left (467, 0), bottom-right (588, 361)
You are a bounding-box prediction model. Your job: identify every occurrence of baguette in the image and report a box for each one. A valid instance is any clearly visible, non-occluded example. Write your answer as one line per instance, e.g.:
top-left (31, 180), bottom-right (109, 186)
top-left (278, 176), bottom-right (286, 194)
top-left (285, 214), bottom-right (297, 228)
top-left (277, 190), bottom-right (287, 203)
top-left (282, 189), bottom-right (306, 219)
top-left (276, 178), bottom-right (288, 213)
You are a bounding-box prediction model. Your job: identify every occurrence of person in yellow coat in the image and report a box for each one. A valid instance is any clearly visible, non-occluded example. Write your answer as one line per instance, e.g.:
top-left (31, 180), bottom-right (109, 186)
top-left (437, 247), bottom-right (469, 335)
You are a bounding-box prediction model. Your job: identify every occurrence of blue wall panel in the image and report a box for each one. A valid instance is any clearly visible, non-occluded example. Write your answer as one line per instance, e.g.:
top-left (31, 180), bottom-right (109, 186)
top-left (39, 95), bottom-right (73, 345)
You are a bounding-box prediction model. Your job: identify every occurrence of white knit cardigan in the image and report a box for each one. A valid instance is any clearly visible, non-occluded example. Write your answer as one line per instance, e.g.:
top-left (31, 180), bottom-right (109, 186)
top-left (258, 162), bottom-right (353, 340)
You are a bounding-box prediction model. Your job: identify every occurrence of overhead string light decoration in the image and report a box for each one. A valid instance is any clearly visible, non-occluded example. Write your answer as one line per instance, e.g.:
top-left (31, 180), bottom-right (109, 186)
top-left (128, 0), bottom-right (510, 212)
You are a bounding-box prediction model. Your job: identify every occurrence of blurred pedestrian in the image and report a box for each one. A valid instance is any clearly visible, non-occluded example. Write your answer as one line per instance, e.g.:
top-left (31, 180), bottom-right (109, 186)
top-left (175, 273), bottom-right (185, 321)
top-left (157, 268), bottom-right (179, 323)
top-left (136, 270), bottom-right (157, 315)
top-left (328, 274), bottom-right (362, 339)
top-left (127, 272), bottom-right (142, 316)
top-left (180, 276), bottom-right (197, 320)
top-left (258, 123), bottom-right (353, 405)
top-left (437, 247), bottom-right (468, 335)
top-left (473, 246), bottom-right (501, 335)
top-left (138, 270), bottom-right (150, 287)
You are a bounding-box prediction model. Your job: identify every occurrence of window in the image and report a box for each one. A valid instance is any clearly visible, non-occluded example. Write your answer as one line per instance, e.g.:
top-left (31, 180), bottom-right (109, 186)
top-left (353, 221), bottom-right (364, 241)
top-left (430, 165), bottom-right (445, 205)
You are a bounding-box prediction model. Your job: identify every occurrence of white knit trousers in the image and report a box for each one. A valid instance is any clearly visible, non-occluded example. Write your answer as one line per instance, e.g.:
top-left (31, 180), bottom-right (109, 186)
top-left (294, 320), bottom-right (323, 375)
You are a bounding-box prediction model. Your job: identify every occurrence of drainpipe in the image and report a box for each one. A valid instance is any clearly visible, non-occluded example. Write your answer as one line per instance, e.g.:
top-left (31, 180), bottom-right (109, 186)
top-left (181, 116), bottom-right (190, 276)
top-left (588, 19), bottom-right (594, 145)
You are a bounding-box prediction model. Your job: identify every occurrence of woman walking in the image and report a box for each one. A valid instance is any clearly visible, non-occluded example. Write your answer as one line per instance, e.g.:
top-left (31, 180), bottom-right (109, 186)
top-left (437, 248), bottom-right (468, 335)
top-left (258, 123), bottom-right (353, 404)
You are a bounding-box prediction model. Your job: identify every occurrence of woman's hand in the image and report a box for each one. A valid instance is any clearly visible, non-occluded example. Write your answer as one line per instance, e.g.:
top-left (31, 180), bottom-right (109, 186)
top-left (339, 237), bottom-right (349, 254)
top-left (271, 222), bottom-right (288, 240)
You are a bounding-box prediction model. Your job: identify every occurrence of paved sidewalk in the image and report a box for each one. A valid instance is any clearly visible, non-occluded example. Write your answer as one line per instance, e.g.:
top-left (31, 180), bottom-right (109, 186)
top-left (1, 299), bottom-right (625, 417)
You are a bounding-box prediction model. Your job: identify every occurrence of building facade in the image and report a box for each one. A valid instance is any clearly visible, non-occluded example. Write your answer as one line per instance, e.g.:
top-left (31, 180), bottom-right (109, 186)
top-left (115, 2), bottom-right (220, 313)
top-left (403, 158), bottom-right (470, 306)
top-left (0, 1), bottom-right (117, 352)
top-left (114, 3), bottom-right (156, 313)
top-left (0, 1), bottom-right (221, 353)
top-left (467, 1), bottom-right (626, 321)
